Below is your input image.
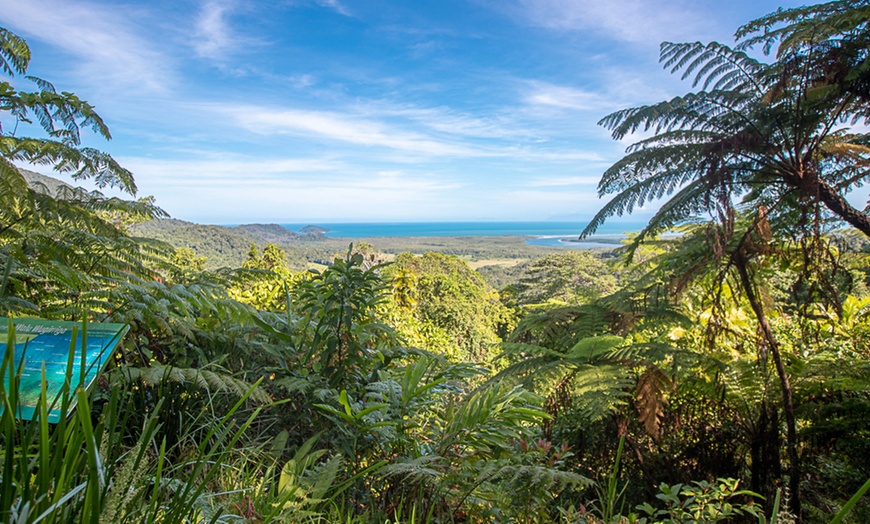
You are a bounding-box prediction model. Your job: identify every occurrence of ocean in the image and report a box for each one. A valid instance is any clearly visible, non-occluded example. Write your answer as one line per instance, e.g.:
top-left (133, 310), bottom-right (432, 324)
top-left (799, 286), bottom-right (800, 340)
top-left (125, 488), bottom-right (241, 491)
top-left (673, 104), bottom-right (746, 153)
top-left (279, 221), bottom-right (646, 248)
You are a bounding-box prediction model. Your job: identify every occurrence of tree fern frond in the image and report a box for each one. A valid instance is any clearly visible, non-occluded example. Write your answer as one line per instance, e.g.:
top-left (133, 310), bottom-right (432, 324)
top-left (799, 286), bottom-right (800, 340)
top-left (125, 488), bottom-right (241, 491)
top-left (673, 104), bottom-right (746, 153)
top-left (599, 90), bottom-right (756, 142)
top-left (117, 363), bottom-right (272, 404)
top-left (570, 364), bottom-right (634, 423)
top-left (624, 175), bottom-right (723, 253)
top-left (660, 41), bottom-right (763, 91)
top-left (583, 166), bottom-right (710, 238)
top-left (0, 28), bottom-right (30, 76)
top-left (737, 0), bottom-right (870, 56)
top-left (5, 138), bottom-right (135, 194)
top-left (635, 365), bottom-right (675, 439)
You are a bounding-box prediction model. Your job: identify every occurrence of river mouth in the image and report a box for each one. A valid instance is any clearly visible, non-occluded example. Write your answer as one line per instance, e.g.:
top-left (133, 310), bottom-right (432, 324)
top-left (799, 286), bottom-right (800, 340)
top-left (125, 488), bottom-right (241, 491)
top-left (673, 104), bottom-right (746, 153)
top-left (525, 235), bottom-right (624, 249)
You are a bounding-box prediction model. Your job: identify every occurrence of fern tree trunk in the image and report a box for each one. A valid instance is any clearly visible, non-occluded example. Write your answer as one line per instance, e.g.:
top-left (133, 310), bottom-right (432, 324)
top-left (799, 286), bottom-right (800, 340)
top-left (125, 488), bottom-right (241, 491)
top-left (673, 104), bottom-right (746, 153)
top-left (816, 180), bottom-right (870, 239)
top-left (735, 255), bottom-right (801, 520)
top-left (750, 401), bottom-right (782, 515)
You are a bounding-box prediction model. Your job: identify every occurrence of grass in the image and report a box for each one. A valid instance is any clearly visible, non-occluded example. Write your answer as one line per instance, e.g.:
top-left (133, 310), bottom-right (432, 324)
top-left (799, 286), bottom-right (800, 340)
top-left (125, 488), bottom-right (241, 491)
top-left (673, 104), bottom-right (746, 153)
top-left (0, 319), bottom-right (274, 523)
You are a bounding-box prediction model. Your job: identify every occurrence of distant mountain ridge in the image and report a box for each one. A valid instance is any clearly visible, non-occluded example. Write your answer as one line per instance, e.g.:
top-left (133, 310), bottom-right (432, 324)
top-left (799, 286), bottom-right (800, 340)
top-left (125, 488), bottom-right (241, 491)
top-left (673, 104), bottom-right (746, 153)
top-left (18, 169), bottom-right (335, 269)
top-left (20, 168), bottom-right (76, 196)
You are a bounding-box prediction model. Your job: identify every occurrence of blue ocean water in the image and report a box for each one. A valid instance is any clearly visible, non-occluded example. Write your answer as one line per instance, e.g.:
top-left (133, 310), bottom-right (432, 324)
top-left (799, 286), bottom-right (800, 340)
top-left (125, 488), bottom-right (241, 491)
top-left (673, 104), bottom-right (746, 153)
top-left (279, 221), bottom-right (646, 248)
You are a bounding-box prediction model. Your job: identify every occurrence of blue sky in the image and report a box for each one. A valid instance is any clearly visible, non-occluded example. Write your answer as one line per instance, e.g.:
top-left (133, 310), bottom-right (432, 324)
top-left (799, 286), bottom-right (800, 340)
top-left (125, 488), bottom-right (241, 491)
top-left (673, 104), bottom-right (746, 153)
top-left (1, 0), bottom-right (806, 224)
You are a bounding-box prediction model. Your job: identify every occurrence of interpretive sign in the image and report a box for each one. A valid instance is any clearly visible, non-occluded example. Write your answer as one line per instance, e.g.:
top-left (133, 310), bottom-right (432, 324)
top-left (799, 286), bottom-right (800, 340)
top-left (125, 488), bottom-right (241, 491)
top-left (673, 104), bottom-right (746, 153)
top-left (1, 317), bottom-right (129, 422)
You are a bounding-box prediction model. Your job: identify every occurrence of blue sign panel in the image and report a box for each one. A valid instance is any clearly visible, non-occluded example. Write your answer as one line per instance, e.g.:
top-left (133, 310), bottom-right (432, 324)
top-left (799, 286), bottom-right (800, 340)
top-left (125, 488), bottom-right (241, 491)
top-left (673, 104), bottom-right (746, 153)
top-left (1, 318), bottom-right (129, 422)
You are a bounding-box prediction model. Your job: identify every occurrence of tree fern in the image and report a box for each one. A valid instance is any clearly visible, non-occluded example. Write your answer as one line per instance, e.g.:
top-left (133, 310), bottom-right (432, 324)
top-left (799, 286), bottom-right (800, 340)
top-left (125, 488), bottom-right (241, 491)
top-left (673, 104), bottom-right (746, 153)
top-left (588, 30), bottom-right (870, 238)
top-left (117, 363), bottom-right (271, 404)
top-left (1, 26), bottom-right (136, 195)
top-left (0, 27), bottom-right (30, 76)
top-left (737, 0), bottom-right (870, 56)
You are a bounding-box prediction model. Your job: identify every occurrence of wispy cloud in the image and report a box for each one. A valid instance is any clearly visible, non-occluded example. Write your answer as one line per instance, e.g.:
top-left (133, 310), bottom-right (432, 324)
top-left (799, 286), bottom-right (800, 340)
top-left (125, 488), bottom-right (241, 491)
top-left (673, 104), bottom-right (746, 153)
top-left (495, 188), bottom-right (607, 217)
top-left (122, 155), bottom-right (343, 183)
top-left (193, 0), bottom-right (235, 59)
top-left (219, 105), bottom-right (484, 156)
top-left (0, 0), bottom-right (173, 94)
top-left (119, 154), bottom-right (461, 221)
top-left (503, 0), bottom-right (709, 45)
top-left (190, 0), bottom-right (268, 64)
top-left (379, 105), bottom-right (532, 139)
top-left (524, 82), bottom-right (609, 111)
top-left (314, 0), bottom-right (351, 16)
top-left (526, 175), bottom-right (602, 187)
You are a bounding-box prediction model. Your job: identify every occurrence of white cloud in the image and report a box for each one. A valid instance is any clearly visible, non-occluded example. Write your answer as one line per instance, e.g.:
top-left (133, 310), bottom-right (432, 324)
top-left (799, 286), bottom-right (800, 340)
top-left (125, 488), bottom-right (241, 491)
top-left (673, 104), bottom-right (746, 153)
top-left (193, 0), bottom-right (235, 59)
top-left (381, 106), bottom-right (531, 139)
top-left (510, 0), bottom-right (709, 45)
top-left (190, 0), bottom-right (268, 64)
top-left (521, 150), bottom-right (607, 162)
top-left (526, 175), bottom-right (602, 187)
top-left (210, 100), bottom-right (611, 163)
top-left (117, 154), bottom-right (462, 221)
top-left (481, 188), bottom-right (607, 219)
top-left (121, 155), bottom-right (343, 184)
top-left (315, 0), bottom-right (351, 16)
top-left (524, 82), bottom-right (609, 111)
top-left (219, 105), bottom-right (484, 156)
top-left (0, 0), bottom-right (173, 94)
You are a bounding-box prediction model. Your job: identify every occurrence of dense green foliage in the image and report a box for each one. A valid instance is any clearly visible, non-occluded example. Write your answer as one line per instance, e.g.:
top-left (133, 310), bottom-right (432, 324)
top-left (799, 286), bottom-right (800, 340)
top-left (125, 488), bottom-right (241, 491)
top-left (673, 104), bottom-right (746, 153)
top-left (4, 4), bottom-right (870, 523)
top-left (514, 252), bottom-right (619, 306)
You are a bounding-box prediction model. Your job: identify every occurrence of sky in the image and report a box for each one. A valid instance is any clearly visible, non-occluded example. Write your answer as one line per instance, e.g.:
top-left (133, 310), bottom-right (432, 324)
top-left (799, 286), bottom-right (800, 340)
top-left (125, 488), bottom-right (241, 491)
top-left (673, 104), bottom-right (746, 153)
top-left (0, 0), bottom-right (809, 224)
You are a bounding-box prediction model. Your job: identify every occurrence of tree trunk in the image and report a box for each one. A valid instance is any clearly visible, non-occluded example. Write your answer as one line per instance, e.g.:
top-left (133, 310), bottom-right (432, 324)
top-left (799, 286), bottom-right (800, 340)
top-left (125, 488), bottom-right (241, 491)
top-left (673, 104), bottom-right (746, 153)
top-left (816, 179), bottom-right (870, 238)
top-left (750, 402), bottom-right (783, 516)
top-left (735, 255), bottom-right (801, 520)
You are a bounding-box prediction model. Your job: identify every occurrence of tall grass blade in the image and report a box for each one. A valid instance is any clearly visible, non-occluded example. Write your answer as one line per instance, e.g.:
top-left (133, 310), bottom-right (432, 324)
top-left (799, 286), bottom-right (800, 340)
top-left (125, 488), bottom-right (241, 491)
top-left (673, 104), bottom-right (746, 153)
top-left (830, 477), bottom-right (870, 524)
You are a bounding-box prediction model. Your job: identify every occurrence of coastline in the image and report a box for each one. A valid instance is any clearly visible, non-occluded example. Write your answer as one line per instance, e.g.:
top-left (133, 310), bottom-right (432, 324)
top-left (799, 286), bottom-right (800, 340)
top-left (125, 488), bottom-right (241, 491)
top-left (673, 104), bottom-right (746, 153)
top-left (272, 221), bottom-right (645, 239)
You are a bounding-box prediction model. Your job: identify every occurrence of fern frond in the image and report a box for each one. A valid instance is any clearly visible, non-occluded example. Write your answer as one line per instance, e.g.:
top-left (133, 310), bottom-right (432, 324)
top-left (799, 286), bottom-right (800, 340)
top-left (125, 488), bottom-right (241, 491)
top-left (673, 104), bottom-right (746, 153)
top-left (117, 363), bottom-right (272, 404)
top-left (380, 455), bottom-right (445, 483)
top-left (5, 138), bottom-right (135, 194)
top-left (660, 41), bottom-right (764, 91)
top-left (583, 165), bottom-right (709, 239)
top-left (737, 0), bottom-right (870, 56)
top-left (635, 365), bottom-right (675, 439)
top-left (0, 28), bottom-right (30, 76)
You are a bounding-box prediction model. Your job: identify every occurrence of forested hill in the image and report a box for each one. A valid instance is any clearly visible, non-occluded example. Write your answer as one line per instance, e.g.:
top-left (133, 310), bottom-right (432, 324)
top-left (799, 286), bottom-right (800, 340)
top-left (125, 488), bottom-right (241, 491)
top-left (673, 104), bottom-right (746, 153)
top-left (130, 219), bottom-right (328, 269)
top-left (129, 219), bottom-right (253, 268)
top-left (19, 170), bottom-right (591, 272)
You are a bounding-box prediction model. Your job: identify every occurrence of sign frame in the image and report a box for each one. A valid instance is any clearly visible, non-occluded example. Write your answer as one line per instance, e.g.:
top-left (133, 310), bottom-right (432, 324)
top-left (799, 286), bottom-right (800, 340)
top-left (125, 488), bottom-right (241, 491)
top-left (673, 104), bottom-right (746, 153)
top-left (1, 317), bottom-right (129, 422)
